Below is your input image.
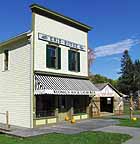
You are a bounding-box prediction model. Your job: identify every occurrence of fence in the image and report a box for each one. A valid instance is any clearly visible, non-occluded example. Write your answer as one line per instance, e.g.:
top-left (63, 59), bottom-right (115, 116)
top-left (0, 111), bottom-right (10, 129)
top-left (36, 109), bottom-right (55, 118)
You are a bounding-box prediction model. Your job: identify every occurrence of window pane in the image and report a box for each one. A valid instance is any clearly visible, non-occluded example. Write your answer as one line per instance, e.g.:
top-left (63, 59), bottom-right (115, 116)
top-left (107, 98), bottom-right (112, 104)
top-left (69, 50), bottom-right (80, 72)
top-left (47, 46), bottom-right (57, 68)
top-left (71, 51), bottom-right (76, 71)
top-left (73, 96), bottom-right (86, 114)
top-left (4, 50), bottom-right (9, 71)
top-left (36, 95), bottom-right (55, 118)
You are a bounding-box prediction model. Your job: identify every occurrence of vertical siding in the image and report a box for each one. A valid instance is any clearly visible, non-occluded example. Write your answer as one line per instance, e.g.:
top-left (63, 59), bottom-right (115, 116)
top-left (0, 40), bottom-right (32, 128)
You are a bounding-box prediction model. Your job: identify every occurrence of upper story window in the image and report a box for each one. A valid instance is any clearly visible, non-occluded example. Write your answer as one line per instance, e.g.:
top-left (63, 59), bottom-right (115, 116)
top-left (4, 50), bottom-right (9, 71)
top-left (46, 45), bottom-right (61, 69)
top-left (68, 50), bottom-right (80, 72)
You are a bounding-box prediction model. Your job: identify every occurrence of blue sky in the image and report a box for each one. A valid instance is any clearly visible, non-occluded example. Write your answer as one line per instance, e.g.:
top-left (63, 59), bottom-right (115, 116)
top-left (0, 0), bottom-right (140, 79)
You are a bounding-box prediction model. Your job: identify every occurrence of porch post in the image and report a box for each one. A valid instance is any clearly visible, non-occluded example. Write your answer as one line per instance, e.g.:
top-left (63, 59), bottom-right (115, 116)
top-left (70, 96), bottom-right (74, 117)
top-left (55, 95), bottom-right (58, 117)
top-left (86, 97), bottom-right (89, 114)
top-left (33, 96), bottom-right (36, 119)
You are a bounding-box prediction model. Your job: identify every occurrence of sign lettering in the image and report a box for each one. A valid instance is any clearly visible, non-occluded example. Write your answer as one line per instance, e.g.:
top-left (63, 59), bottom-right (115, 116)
top-left (38, 33), bottom-right (85, 51)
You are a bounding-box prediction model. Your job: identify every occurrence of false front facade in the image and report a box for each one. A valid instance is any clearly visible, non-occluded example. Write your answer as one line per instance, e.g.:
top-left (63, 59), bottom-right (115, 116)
top-left (0, 4), bottom-right (97, 128)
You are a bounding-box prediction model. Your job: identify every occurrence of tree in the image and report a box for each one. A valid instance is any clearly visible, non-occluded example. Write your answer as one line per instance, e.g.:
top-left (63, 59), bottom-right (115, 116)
top-left (117, 50), bottom-right (134, 95)
top-left (134, 60), bottom-right (140, 91)
top-left (89, 74), bottom-right (118, 88)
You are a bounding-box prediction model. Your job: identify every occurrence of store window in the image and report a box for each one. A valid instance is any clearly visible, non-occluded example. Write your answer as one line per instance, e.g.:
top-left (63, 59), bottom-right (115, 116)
top-left (68, 50), bottom-right (80, 72)
top-left (58, 96), bottom-right (67, 112)
top-left (36, 95), bottom-right (55, 118)
top-left (73, 96), bottom-right (86, 114)
top-left (46, 45), bottom-right (61, 69)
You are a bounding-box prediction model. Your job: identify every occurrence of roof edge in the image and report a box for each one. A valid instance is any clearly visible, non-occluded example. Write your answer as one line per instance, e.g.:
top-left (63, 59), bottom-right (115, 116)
top-left (30, 4), bottom-right (92, 32)
top-left (0, 31), bottom-right (32, 47)
top-left (95, 82), bottom-right (122, 97)
top-left (35, 70), bottom-right (89, 80)
top-left (106, 83), bottom-right (123, 97)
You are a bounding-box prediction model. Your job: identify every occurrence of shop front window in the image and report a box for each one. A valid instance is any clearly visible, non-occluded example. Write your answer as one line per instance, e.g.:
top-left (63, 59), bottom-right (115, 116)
top-left (36, 95), bottom-right (55, 118)
top-left (73, 96), bottom-right (87, 114)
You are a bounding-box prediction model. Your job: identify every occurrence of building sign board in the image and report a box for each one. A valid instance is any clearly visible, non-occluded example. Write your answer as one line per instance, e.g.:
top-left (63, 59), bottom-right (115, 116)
top-left (38, 33), bottom-right (85, 51)
top-left (35, 89), bottom-right (94, 95)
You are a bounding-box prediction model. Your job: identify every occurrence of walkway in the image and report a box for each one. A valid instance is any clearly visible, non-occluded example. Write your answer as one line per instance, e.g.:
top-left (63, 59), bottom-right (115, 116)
top-left (107, 114), bottom-right (140, 119)
top-left (0, 119), bottom-right (119, 137)
top-left (1, 118), bottom-right (140, 144)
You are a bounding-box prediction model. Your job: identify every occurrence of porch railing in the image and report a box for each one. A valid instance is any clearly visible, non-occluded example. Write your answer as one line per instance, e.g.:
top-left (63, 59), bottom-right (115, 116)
top-left (36, 108), bottom-right (87, 118)
top-left (36, 109), bottom-right (55, 118)
top-left (74, 108), bottom-right (86, 114)
top-left (0, 111), bottom-right (10, 129)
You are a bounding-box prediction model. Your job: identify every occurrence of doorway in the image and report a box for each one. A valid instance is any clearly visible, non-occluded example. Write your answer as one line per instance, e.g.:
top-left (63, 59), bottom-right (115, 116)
top-left (100, 97), bottom-right (113, 113)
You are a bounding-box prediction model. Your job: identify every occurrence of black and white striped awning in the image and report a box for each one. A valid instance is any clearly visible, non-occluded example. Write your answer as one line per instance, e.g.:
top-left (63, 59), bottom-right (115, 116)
top-left (35, 74), bottom-right (98, 95)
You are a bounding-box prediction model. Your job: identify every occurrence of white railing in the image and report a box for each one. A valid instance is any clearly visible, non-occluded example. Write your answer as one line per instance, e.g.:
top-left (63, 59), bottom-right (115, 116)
top-left (0, 111), bottom-right (10, 129)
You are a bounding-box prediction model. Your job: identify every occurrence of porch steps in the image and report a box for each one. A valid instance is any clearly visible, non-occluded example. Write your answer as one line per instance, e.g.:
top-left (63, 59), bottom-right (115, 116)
top-left (99, 112), bottom-right (114, 117)
top-left (0, 123), bottom-right (11, 132)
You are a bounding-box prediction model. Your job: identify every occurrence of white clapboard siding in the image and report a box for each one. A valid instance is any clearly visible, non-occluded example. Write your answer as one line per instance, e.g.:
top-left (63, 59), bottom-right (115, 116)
top-left (101, 85), bottom-right (121, 98)
top-left (34, 13), bottom-right (88, 77)
top-left (0, 40), bottom-right (32, 128)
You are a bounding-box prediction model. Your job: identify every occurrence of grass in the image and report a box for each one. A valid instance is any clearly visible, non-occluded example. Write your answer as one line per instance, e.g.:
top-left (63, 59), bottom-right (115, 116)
top-left (114, 102), bottom-right (140, 128)
top-left (124, 102), bottom-right (140, 115)
top-left (0, 132), bottom-right (131, 144)
top-left (118, 118), bottom-right (140, 128)
top-left (123, 103), bottom-right (130, 115)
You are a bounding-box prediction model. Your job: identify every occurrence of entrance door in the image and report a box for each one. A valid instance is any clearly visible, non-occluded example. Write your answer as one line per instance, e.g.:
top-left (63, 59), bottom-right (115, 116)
top-left (100, 97), bottom-right (113, 113)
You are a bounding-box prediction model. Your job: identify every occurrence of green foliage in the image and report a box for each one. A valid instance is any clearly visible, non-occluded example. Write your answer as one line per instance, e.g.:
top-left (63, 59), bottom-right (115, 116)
top-left (117, 50), bottom-right (140, 95)
top-left (0, 132), bottom-right (131, 144)
top-left (133, 60), bottom-right (140, 90)
top-left (123, 102), bottom-right (140, 115)
top-left (117, 50), bottom-right (134, 94)
top-left (89, 74), bottom-right (118, 88)
top-left (89, 50), bottom-right (140, 96)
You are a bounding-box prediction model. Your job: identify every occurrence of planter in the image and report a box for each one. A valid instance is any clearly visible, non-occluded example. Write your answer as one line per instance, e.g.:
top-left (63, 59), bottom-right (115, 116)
top-left (72, 113), bottom-right (88, 120)
top-left (34, 116), bottom-right (57, 126)
top-left (81, 114), bottom-right (88, 119)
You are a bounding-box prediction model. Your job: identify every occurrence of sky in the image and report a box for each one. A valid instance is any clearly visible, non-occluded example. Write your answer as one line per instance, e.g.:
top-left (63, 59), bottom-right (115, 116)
top-left (0, 0), bottom-right (140, 80)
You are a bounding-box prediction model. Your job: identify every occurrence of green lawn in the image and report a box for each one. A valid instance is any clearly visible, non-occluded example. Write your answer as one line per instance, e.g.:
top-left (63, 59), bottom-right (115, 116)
top-left (118, 118), bottom-right (140, 128)
top-left (115, 102), bottom-right (140, 128)
top-left (0, 132), bottom-right (131, 144)
top-left (123, 103), bottom-right (130, 115)
top-left (124, 103), bottom-right (140, 115)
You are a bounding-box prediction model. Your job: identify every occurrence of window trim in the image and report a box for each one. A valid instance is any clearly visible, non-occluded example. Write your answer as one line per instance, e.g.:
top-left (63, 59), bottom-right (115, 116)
top-left (3, 49), bottom-right (9, 71)
top-left (46, 44), bottom-right (61, 69)
top-left (68, 49), bottom-right (80, 72)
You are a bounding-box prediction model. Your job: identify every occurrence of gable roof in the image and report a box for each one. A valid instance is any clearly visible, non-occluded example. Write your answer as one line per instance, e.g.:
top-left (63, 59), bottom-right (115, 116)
top-left (95, 82), bottom-right (122, 97)
top-left (30, 4), bottom-right (92, 32)
top-left (94, 83), bottom-right (108, 90)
